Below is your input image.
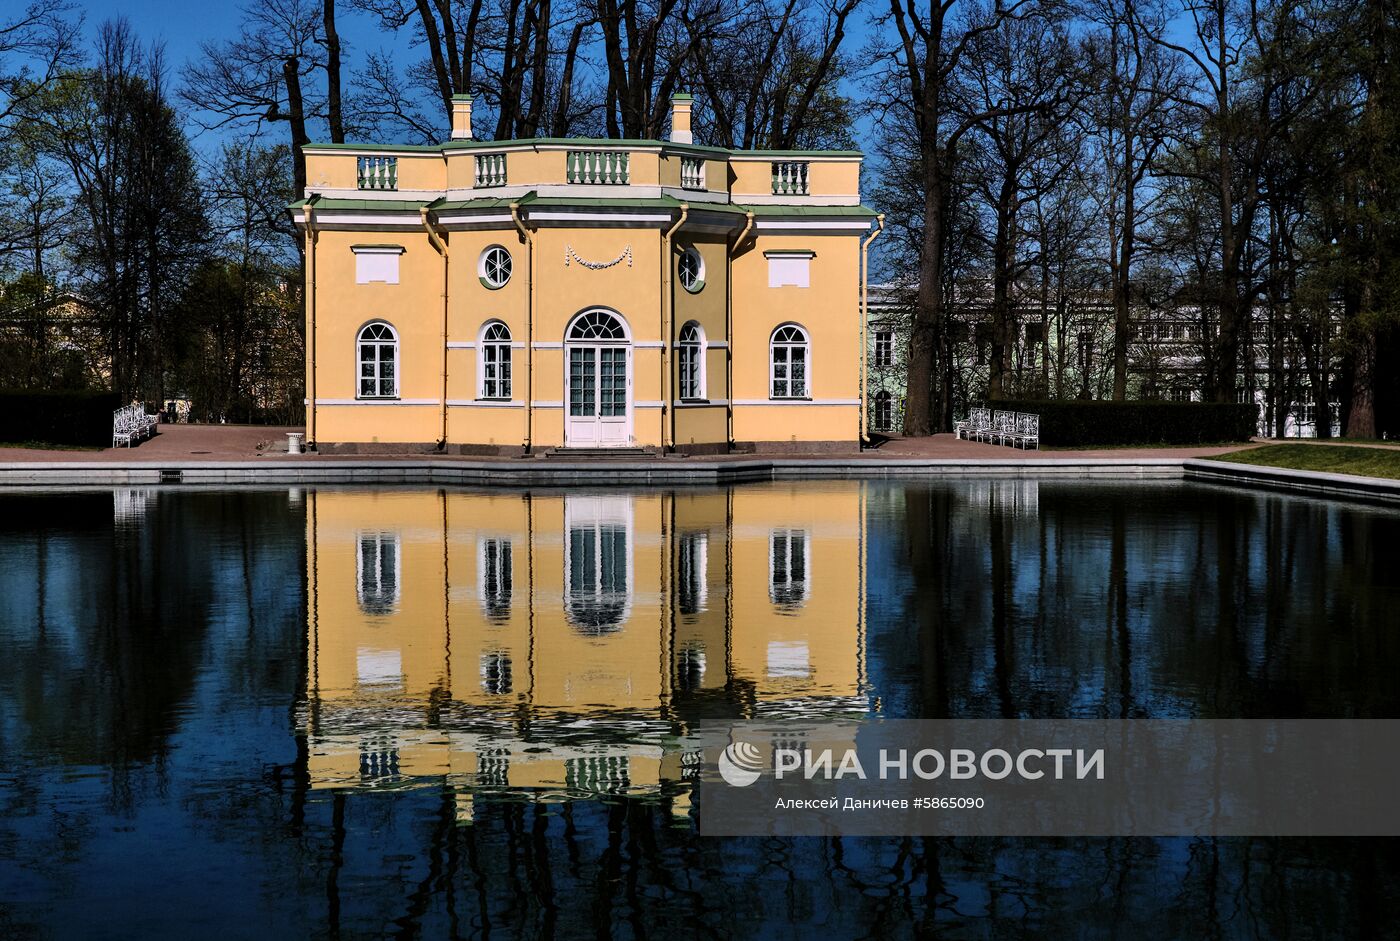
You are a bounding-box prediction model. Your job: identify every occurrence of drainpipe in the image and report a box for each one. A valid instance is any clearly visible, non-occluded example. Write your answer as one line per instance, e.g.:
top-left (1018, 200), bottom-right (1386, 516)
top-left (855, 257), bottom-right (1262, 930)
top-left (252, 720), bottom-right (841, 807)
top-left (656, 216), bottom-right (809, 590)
top-left (661, 202), bottom-right (688, 451)
top-left (860, 214), bottom-right (885, 445)
top-left (421, 206), bottom-right (450, 450)
top-left (303, 196), bottom-right (320, 448)
top-left (511, 202), bottom-right (534, 453)
top-left (727, 211), bottom-right (754, 450)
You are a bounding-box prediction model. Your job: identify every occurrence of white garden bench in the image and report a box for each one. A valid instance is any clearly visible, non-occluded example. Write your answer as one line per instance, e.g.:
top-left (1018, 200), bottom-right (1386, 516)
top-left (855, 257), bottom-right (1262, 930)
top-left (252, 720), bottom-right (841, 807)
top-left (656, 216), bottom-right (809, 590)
top-left (956, 406), bottom-right (992, 440)
top-left (955, 407), bottom-right (1039, 449)
top-left (112, 404), bottom-right (158, 447)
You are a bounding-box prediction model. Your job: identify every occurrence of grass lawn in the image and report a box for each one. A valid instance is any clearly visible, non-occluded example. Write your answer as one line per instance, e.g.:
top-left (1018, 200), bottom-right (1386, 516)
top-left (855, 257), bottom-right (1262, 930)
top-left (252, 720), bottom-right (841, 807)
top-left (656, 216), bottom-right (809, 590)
top-left (1208, 444), bottom-right (1400, 480)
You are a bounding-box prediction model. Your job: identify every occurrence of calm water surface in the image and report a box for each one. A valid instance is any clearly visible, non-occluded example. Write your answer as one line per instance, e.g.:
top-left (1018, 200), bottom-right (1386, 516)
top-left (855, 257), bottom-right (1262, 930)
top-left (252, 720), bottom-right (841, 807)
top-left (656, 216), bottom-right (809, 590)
top-left (1, 480), bottom-right (1398, 939)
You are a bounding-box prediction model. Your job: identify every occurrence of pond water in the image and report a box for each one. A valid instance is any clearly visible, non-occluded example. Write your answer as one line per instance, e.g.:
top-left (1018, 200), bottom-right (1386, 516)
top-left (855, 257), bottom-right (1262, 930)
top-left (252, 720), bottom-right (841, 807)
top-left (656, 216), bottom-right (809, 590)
top-left (1, 480), bottom-right (1398, 938)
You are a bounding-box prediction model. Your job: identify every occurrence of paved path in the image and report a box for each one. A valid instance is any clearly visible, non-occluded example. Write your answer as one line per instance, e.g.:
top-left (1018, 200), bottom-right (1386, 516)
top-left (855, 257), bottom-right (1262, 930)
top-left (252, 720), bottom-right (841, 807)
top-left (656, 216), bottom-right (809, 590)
top-left (0, 425), bottom-right (302, 462)
top-left (0, 426), bottom-right (1254, 464)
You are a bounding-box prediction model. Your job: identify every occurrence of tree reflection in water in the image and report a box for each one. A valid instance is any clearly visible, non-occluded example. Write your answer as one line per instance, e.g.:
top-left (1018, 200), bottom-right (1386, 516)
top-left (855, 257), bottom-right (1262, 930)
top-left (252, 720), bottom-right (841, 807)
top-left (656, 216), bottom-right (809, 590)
top-left (0, 481), bottom-right (1397, 938)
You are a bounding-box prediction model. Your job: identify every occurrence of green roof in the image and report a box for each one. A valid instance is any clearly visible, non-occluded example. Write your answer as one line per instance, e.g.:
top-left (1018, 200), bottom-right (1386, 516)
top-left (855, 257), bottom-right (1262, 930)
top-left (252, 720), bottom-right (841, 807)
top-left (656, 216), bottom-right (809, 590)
top-left (288, 192), bottom-right (878, 221)
top-left (743, 204), bottom-right (878, 216)
top-left (298, 198), bottom-right (428, 212)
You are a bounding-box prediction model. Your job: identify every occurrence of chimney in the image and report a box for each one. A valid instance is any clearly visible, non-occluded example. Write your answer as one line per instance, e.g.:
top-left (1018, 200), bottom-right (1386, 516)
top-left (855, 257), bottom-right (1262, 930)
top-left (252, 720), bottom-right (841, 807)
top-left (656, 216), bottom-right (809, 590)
top-left (669, 94), bottom-right (693, 144)
top-left (451, 94), bottom-right (474, 141)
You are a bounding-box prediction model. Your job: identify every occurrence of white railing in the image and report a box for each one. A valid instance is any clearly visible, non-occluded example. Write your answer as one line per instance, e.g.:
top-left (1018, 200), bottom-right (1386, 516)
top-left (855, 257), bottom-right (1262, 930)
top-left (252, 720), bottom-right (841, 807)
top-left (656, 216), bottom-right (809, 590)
top-left (113, 404), bottom-right (158, 448)
top-left (568, 150), bottom-right (630, 185)
top-left (771, 161), bottom-right (809, 195)
top-left (357, 155), bottom-right (398, 190)
top-left (681, 156), bottom-right (705, 190)
top-left (475, 152), bottom-right (507, 188)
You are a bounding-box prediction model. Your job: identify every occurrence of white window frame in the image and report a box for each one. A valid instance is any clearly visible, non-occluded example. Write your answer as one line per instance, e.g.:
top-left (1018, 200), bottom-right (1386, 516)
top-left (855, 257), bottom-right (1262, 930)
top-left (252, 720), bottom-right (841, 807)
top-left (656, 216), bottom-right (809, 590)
top-left (480, 650), bottom-right (513, 695)
top-left (563, 496), bottom-right (634, 634)
top-left (769, 324), bottom-right (810, 400)
top-left (678, 246), bottom-right (705, 293)
top-left (768, 528), bottom-right (810, 607)
top-left (479, 245), bottom-right (512, 289)
top-left (677, 321), bottom-right (706, 400)
top-left (356, 531), bottom-right (401, 615)
top-left (353, 245), bottom-right (403, 284)
top-left (478, 320), bottom-right (513, 400)
top-left (478, 536), bottom-right (512, 620)
top-left (677, 530), bottom-right (708, 615)
top-left (357, 322), bottom-right (399, 399)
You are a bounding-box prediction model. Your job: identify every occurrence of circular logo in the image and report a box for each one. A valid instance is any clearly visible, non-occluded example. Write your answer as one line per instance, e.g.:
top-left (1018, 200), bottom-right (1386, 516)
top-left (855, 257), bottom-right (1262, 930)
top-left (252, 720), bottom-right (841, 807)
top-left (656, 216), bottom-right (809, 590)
top-left (718, 741), bottom-right (764, 787)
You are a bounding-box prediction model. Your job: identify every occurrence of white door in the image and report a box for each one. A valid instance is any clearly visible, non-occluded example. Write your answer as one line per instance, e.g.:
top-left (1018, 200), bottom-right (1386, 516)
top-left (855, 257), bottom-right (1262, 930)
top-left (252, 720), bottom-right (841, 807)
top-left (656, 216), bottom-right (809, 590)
top-left (565, 310), bottom-right (633, 448)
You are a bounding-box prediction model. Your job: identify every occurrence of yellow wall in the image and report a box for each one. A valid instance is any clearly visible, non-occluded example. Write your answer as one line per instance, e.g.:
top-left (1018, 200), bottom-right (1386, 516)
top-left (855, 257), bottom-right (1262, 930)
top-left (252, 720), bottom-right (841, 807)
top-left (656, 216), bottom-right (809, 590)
top-left (303, 142), bottom-right (868, 450)
top-left (302, 483), bottom-right (868, 792)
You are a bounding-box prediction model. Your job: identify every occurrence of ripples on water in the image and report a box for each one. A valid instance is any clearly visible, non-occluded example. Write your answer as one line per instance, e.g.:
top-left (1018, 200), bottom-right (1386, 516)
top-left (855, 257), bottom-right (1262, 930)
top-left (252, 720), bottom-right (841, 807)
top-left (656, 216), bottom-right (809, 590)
top-left (0, 481), bottom-right (1398, 938)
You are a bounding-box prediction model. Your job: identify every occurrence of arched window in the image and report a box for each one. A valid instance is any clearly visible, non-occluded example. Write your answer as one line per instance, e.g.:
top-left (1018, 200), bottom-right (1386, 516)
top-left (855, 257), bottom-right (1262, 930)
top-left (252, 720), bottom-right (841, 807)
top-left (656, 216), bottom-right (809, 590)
top-left (568, 309), bottom-right (628, 340)
top-left (770, 324), bottom-right (809, 399)
top-left (677, 531), bottom-right (708, 616)
top-left (769, 528), bottom-right (809, 609)
top-left (566, 523), bottom-right (628, 633)
top-left (678, 321), bottom-right (705, 400)
top-left (479, 321), bottom-right (512, 399)
top-left (676, 644), bottom-right (706, 693)
top-left (873, 390), bottom-right (892, 431)
top-left (479, 537), bottom-right (512, 621)
top-left (564, 496), bottom-right (632, 635)
top-left (358, 322), bottom-right (398, 398)
top-left (357, 531), bottom-right (400, 615)
top-left (480, 651), bottom-right (513, 695)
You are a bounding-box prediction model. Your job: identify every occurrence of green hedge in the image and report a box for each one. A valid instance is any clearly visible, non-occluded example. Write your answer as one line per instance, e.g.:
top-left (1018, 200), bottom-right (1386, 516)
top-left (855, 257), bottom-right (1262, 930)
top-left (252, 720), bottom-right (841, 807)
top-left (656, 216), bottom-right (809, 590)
top-left (0, 390), bottom-right (124, 447)
top-left (992, 399), bottom-right (1258, 447)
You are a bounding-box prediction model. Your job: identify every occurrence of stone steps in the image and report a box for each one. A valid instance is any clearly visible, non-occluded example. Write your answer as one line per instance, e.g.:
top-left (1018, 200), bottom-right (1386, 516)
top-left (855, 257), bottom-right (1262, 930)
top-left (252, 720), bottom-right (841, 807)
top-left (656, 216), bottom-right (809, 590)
top-left (542, 447), bottom-right (659, 460)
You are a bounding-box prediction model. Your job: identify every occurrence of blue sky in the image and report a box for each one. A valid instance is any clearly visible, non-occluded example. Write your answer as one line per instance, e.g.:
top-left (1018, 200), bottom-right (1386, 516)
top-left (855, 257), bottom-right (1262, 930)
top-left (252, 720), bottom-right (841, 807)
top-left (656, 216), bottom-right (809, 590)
top-left (65, 0), bottom-right (886, 156)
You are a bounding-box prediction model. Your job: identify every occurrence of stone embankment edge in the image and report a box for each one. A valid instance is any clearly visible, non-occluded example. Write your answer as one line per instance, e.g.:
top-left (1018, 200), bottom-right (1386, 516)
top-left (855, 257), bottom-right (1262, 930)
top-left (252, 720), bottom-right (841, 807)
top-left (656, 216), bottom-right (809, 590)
top-left (1184, 458), bottom-right (1400, 505)
top-left (0, 457), bottom-right (1187, 487)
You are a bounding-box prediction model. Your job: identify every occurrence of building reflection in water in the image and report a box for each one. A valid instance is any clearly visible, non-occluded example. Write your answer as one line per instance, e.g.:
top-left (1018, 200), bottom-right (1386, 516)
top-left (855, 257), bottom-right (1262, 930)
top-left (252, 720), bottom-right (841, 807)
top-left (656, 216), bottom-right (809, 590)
top-left (301, 482), bottom-right (870, 818)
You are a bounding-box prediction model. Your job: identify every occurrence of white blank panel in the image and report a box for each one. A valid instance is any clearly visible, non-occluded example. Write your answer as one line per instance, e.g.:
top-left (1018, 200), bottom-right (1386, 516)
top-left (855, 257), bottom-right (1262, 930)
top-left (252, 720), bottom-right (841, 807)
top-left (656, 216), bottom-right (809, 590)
top-left (355, 250), bottom-right (401, 284)
top-left (767, 256), bottom-right (810, 288)
top-left (357, 646), bottom-right (404, 686)
top-left (767, 640), bottom-right (811, 678)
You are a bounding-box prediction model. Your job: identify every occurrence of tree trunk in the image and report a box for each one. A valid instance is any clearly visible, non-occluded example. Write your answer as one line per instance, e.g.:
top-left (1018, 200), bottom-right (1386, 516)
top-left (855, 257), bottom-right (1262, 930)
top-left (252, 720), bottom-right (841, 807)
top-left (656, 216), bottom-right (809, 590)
top-left (904, 144), bottom-right (949, 435)
top-left (1112, 141), bottom-right (1134, 401)
top-left (987, 183), bottom-right (1015, 401)
top-left (1348, 317), bottom-right (1377, 438)
top-left (323, 0), bottom-right (345, 143)
top-left (282, 57), bottom-right (309, 195)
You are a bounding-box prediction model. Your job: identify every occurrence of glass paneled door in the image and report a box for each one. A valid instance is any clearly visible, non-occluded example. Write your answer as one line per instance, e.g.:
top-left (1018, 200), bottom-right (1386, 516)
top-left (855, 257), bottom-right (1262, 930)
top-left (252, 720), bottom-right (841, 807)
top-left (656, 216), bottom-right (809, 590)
top-left (566, 311), bottom-right (632, 447)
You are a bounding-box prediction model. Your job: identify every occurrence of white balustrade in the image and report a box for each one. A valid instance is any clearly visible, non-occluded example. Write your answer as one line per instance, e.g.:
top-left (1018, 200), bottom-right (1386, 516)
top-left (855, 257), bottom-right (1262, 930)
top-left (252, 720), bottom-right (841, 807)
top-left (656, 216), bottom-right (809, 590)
top-left (771, 161), bottom-right (810, 196)
top-left (681, 156), bottom-right (705, 190)
top-left (475, 152), bottom-right (508, 188)
top-left (568, 150), bottom-right (630, 185)
top-left (357, 155), bottom-right (399, 190)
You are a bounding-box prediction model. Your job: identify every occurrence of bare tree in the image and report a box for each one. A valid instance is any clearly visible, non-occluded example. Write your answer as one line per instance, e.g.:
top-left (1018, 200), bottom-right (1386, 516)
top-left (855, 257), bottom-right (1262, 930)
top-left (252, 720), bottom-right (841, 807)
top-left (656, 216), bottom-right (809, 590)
top-left (960, 10), bottom-right (1083, 400)
top-left (181, 0), bottom-right (326, 195)
top-left (1085, 0), bottom-right (1178, 400)
top-left (0, 1), bottom-right (82, 140)
top-left (878, 0), bottom-right (1055, 435)
top-left (687, 0), bottom-right (861, 150)
top-left (1146, 0), bottom-right (1320, 403)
